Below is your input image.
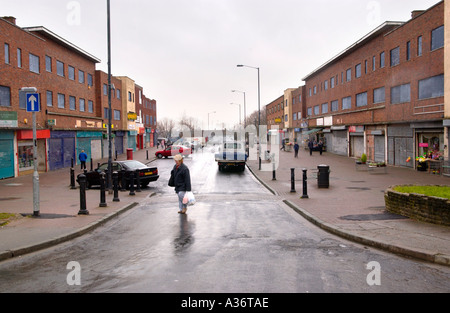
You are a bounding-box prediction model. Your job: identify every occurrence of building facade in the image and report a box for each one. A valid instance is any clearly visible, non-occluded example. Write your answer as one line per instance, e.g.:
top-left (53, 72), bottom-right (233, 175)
top-left (268, 1), bottom-right (445, 168)
top-left (0, 17), bottom-right (157, 179)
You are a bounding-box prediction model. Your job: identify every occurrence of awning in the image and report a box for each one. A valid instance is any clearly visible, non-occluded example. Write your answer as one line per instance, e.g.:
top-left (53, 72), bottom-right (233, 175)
top-left (302, 128), bottom-right (322, 135)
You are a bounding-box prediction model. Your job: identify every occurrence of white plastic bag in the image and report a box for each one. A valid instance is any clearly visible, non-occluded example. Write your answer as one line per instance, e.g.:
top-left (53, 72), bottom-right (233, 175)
top-left (184, 192), bottom-right (196, 206)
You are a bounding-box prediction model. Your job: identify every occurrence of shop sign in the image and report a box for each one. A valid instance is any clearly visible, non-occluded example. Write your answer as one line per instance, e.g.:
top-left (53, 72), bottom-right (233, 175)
top-left (0, 111), bottom-right (18, 128)
top-left (127, 112), bottom-right (137, 121)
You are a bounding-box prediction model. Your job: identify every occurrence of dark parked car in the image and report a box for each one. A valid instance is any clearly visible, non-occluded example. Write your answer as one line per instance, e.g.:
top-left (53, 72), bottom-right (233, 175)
top-left (78, 160), bottom-right (159, 189)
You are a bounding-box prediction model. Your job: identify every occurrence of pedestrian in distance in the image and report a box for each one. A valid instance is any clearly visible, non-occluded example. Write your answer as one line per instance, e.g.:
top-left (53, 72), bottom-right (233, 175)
top-left (168, 154), bottom-right (192, 214)
top-left (79, 150), bottom-right (88, 170)
top-left (294, 142), bottom-right (299, 158)
top-left (318, 140), bottom-right (324, 155)
top-left (308, 140), bottom-right (313, 156)
top-left (280, 140), bottom-right (285, 151)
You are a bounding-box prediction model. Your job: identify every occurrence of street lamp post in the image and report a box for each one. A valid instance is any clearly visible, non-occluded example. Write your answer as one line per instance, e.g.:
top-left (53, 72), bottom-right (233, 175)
top-left (237, 64), bottom-right (261, 170)
top-left (231, 90), bottom-right (246, 129)
top-left (107, 0), bottom-right (113, 192)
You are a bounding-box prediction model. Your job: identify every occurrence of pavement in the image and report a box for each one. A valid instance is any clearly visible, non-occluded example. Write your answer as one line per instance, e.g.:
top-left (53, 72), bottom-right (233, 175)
top-left (0, 145), bottom-right (449, 267)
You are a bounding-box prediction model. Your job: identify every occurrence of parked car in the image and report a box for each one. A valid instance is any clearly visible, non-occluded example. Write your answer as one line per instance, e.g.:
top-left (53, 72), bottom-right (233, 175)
top-left (77, 160), bottom-right (159, 189)
top-left (155, 145), bottom-right (192, 159)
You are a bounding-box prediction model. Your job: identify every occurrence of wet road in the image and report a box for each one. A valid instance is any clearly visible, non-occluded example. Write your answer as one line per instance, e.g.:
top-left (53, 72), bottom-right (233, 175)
top-left (1, 149), bottom-right (449, 293)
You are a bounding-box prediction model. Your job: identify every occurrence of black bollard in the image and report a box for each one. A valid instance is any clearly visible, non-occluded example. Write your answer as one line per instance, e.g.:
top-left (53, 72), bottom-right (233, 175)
top-left (99, 172), bottom-right (107, 207)
top-left (146, 150), bottom-right (149, 160)
top-left (90, 158), bottom-right (93, 171)
top-left (70, 168), bottom-right (76, 189)
top-left (272, 161), bottom-right (276, 181)
top-left (290, 168), bottom-right (296, 193)
top-left (71, 158), bottom-right (74, 169)
top-left (113, 171), bottom-right (120, 202)
top-left (136, 171), bottom-right (141, 192)
top-left (129, 171), bottom-right (135, 196)
top-left (120, 169), bottom-right (127, 191)
top-left (301, 169), bottom-right (309, 199)
top-left (78, 174), bottom-right (89, 215)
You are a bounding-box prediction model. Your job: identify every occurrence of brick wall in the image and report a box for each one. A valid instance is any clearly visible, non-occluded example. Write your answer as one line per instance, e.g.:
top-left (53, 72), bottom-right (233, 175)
top-left (385, 185), bottom-right (450, 226)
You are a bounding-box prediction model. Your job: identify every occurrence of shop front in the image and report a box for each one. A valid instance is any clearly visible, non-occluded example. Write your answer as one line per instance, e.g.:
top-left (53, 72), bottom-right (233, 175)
top-left (0, 131), bottom-right (15, 179)
top-left (17, 129), bottom-right (50, 175)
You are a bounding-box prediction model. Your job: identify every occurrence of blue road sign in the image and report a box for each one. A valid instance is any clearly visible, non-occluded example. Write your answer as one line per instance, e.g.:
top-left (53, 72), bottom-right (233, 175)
top-left (26, 93), bottom-right (40, 112)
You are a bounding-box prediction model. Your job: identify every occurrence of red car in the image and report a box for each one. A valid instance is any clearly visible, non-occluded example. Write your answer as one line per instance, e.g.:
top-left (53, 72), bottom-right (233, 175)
top-left (155, 145), bottom-right (192, 159)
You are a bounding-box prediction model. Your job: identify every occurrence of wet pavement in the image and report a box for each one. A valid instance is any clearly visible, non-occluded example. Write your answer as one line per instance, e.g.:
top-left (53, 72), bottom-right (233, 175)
top-left (0, 145), bottom-right (449, 267)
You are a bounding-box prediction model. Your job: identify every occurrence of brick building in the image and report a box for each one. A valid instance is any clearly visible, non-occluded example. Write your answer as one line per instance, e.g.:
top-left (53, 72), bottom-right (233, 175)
top-left (270, 1), bottom-right (445, 168)
top-left (0, 17), bottom-right (157, 179)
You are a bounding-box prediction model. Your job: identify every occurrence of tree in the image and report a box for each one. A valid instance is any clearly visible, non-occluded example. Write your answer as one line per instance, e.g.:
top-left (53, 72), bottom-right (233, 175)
top-left (157, 117), bottom-right (175, 139)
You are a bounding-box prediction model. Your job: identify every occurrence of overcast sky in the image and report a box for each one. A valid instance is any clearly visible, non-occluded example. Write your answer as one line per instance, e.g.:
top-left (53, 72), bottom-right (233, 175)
top-left (1, 0), bottom-right (441, 129)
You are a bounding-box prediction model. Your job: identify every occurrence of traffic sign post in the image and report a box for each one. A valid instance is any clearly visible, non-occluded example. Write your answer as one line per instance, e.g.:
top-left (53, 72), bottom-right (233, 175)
top-left (22, 88), bottom-right (40, 217)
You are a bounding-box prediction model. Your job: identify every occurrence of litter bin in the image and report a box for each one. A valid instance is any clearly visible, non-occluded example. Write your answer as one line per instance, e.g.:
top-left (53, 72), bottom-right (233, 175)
top-left (126, 148), bottom-right (133, 160)
top-left (317, 164), bottom-right (330, 188)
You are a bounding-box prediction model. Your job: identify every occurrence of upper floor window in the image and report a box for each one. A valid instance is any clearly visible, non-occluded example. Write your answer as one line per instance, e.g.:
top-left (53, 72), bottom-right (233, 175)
top-left (356, 92), bottom-right (368, 107)
top-left (418, 36), bottom-right (423, 56)
top-left (57, 60), bottom-right (64, 77)
top-left (342, 96), bottom-right (351, 110)
top-left (355, 64), bottom-right (361, 78)
top-left (418, 74), bottom-right (444, 100)
top-left (380, 51), bottom-right (385, 68)
top-left (346, 68), bottom-right (351, 82)
top-left (431, 25), bottom-right (444, 51)
top-left (391, 83), bottom-right (410, 104)
top-left (29, 53), bottom-right (40, 73)
top-left (46, 56), bottom-right (52, 72)
top-left (390, 47), bottom-right (400, 67)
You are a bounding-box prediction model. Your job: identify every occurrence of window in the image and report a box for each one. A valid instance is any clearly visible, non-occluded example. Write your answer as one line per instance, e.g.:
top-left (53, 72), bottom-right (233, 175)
top-left (373, 87), bottom-right (385, 104)
top-left (4, 43), bottom-right (9, 64)
top-left (391, 84), bottom-right (410, 104)
top-left (355, 63), bottom-right (361, 78)
top-left (346, 68), bottom-right (351, 82)
top-left (307, 107), bottom-right (312, 116)
top-left (29, 53), bottom-right (40, 73)
top-left (431, 25), bottom-right (444, 51)
top-left (46, 91), bottom-right (53, 107)
top-left (79, 98), bottom-right (85, 112)
top-left (342, 96), bottom-right (351, 110)
top-left (69, 96), bottom-right (76, 110)
top-left (58, 93), bottom-right (65, 108)
top-left (356, 92), bottom-right (368, 107)
top-left (46, 56), bottom-right (52, 72)
top-left (331, 100), bottom-right (339, 112)
top-left (0, 86), bottom-right (11, 107)
top-left (87, 74), bottom-right (93, 87)
top-left (418, 74), bottom-right (444, 99)
top-left (104, 107), bottom-right (110, 119)
top-left (114, 110), bottom-right (121, 120)
top-left (68, 66), bottom-right (75, 80)
top-left (390, 47), bottom-right (400, 67)
top-left (284, 114), bottom-right (288, 122)
top-left (17, 48), bottom-right (22, 68)
top-left (57, 60), bottom-right (64, 77)
top-left (380, 51), bottom-right (385, 68)
top-left (313, 86), bottom-right (317, 95)
top-left (321, 103), bottom-right (328, 114)
top-left (103, 84), bottom-right (108, 96)
top-left (324, 80), bottom-right (328, 90)
top-left (406, 41), bottom-right (411, 61)
top-left (88, 100), bottom-right (94, 113)
top-left (293, 112), bottom-right (297, 121)
top-left (418, 36), bottom-right (422, 56)
top-left (128, 91), bottom-right (132, 102)
top-left (79, 70), bottom-right (85, 84)
top-left (117, 89), bottom-right (121, 99)
top-left (330, 77), bottom-right (335, 89)
top-left (364, 60), bottom-right (368, 74)
top-left (314, 105), bottom-right (320, 115)
top-left (372, 56), bottom-right (376, 71)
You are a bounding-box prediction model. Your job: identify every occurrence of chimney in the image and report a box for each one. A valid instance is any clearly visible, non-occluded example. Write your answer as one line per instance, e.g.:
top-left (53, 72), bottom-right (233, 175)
top-left (411, 10), bottom-right (425, 19)
top-left (2, 16), bottom-right (16, 25)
